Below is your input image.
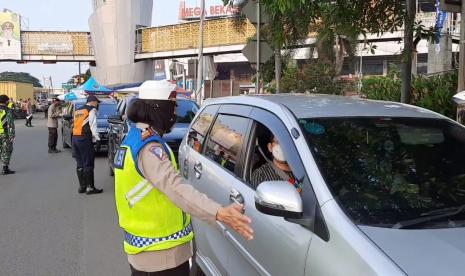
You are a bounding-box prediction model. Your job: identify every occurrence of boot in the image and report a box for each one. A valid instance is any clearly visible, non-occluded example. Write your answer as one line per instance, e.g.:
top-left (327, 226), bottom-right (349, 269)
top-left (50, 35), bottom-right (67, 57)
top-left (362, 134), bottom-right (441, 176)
top-left (77, 168), bottom-right (86, 194)
top-left (1, 166), bottom-right (15, 175)
top-left (85, 170), bottom-right (103, 195)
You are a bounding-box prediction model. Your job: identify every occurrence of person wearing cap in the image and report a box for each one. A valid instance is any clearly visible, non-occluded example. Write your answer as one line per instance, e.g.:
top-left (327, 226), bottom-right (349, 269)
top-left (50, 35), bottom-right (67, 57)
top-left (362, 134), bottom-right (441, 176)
top-left (47, 98), bottom-right (62, 154)
top-left (72, 95), bottom-right (103, 195)
top-left (114, 80), bottom-right (254, 275)
top-left (0, 21), bottom-right (20, 50)
top-left (0, 94), bottom-right (15, 175)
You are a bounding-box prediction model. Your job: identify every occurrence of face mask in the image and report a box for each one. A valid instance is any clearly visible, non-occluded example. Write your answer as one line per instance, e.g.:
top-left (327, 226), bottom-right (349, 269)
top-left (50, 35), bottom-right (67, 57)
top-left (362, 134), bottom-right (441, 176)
top-left (272, 144), bottom-right (286, 162)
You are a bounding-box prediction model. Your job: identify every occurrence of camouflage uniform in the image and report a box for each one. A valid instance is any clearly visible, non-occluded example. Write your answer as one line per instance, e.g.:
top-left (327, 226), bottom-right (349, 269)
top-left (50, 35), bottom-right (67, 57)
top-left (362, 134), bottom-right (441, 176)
top-left (0, 104), bottom-right (15, 166)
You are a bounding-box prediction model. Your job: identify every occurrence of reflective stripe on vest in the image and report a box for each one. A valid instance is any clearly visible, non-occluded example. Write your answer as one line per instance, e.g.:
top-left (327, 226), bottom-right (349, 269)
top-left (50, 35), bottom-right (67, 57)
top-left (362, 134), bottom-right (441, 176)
top-left (124, 146), bottom-right (177, 208)
top-left (0, 108), bottom-right (7, 135)
top-left (115, 127), bottom-right (192, 255)
top-left (73, 106), bottom-right (93, 136)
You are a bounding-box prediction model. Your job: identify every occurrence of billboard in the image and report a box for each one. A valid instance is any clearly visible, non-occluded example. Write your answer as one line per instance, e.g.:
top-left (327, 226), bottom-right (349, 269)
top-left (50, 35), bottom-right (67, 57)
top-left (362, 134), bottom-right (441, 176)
top-left (178, 0), bottom-right (239, 21)
top-left (0, 11), bottom-right (21, 60)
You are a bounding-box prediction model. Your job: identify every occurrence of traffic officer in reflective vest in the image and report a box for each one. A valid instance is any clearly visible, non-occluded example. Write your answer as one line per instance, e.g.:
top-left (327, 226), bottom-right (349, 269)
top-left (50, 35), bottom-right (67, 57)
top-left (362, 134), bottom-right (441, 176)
top-left (7, 100), bottom-right (14, 110)
top-left (72, 95), bottom-right (103, 194)
top-left (0, 95), bottom-right (15, 175)
top-left (114, 80), bottom-right (254, 276)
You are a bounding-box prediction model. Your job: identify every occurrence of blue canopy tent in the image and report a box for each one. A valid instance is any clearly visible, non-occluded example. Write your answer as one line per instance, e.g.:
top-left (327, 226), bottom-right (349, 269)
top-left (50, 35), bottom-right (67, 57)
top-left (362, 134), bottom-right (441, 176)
top-left (81, 77), bottom-right (113, 95)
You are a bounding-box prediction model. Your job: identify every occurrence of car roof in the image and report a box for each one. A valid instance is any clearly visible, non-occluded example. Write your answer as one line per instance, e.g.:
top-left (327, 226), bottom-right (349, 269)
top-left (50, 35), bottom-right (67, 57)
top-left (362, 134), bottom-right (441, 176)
top-left (205, 94), bottom-right (446, 120)
top-left (74, 98), bottom-right (116, 105)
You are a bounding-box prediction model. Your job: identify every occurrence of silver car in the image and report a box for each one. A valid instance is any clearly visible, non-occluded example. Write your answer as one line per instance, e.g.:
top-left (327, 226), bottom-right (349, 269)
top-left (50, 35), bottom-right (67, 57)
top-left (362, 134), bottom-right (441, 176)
top-left (179, 94), bottom-right (465, 276)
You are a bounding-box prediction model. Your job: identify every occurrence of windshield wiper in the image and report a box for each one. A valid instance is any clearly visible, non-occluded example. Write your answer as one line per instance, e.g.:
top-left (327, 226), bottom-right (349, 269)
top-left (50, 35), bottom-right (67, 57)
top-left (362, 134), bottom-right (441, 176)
top-left (392, 204), bottom-right (465, 229)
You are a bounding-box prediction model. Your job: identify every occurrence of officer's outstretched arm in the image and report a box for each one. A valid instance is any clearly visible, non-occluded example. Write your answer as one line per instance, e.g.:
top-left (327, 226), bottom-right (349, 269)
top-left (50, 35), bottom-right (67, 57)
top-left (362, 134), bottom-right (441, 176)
top-left (139, 142), bottom-right (254, 241)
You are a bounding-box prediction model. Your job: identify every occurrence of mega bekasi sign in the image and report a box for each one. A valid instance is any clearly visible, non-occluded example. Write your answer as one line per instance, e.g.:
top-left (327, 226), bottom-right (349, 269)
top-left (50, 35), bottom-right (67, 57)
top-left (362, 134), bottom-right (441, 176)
top-left (0, 11), bottom-right (21, 60)
top-left (178, 1), bottom-right (239, 20)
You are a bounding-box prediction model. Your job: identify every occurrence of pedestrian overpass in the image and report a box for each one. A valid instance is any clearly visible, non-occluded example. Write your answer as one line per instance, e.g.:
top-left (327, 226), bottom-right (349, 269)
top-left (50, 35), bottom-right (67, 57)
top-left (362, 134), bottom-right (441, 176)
top-left (11, 16), bottom-right (456, 64)
top-left (15, 18), bottom-right (257, 63)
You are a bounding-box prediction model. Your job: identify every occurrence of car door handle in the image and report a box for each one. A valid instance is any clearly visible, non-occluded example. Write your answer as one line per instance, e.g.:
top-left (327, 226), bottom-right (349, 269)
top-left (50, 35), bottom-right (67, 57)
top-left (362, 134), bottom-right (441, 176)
top-left (194, 161), bottom-right (202, 179)
top-left (230, 188), bottom-right (244, 206)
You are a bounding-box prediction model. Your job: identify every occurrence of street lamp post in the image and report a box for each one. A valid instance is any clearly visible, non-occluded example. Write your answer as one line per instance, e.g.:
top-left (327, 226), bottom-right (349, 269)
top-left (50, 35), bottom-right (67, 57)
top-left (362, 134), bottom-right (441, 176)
top-left (196, 0), bottom-right (206, 105)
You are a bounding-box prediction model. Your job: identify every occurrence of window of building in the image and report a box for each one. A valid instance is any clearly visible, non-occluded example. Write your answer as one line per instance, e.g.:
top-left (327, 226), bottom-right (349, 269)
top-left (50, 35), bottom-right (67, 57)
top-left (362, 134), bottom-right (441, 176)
top-left (205, 114), bottom-right (250, 175)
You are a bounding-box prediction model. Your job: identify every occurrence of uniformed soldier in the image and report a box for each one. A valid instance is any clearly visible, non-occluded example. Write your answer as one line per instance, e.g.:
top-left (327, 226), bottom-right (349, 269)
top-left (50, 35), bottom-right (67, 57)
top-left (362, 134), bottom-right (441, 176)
top-left (0, 95), bottom-right (15, 175)
top-left (0, 21), bottom-right (20, 50)
top-left (72, 95), bottom-right (103, 195)
top-left (114, 80), bottom-right (253, 275)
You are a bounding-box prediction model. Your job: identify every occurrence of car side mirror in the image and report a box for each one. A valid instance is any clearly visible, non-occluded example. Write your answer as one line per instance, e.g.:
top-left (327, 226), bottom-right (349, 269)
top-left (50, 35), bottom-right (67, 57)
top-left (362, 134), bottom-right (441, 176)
top-left (63, 114), bottom-right (73, 121)
top-left (108, 115), bottom-right (123, 125)
top-left (255, 181), bottom-right (303, 219)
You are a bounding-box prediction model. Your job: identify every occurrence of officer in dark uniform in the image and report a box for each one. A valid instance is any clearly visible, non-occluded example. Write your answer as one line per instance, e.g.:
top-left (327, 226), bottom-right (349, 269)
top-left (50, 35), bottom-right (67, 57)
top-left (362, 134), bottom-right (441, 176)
top-left (72, 95), bottom-right (103, 195)
top-left (0, 95), bottom-right (15, 175)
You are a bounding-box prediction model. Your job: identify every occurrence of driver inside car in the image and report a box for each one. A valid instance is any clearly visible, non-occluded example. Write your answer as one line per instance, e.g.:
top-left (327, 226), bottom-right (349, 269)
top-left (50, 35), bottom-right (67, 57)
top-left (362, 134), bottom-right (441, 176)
top-left (251, 135), bottom-right (301, 192)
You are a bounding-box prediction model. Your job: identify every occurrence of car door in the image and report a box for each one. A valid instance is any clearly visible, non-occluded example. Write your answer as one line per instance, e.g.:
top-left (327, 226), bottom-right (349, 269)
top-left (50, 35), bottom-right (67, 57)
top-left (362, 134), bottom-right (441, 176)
top-left (62, 102), bottom-right (73, 147)
top-left (183, 104), bottom-right (255, 275)
top-left (181, 104), bottom-right (230, 274)
top-left (220, 107), bottom-right (322, 276)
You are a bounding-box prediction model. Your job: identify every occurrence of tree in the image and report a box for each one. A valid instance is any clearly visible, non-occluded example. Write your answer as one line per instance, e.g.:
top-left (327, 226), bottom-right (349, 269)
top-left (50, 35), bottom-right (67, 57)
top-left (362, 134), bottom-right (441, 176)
top-left (0, 72), bottom-right (43, 87)
top-left (401, 0), bottom-right (416, 104)
top-left (224, 0), bottom-right (315, 93)
top-left (313, 0), bottom-right (404, 76)
top-left (67, 69), bottom-right (91, 85)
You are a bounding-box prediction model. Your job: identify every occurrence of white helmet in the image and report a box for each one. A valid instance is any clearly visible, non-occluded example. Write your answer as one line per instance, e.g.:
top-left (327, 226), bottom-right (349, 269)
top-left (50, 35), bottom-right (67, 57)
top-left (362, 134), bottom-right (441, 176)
top-left (138, 80), bottom-right (177, 100)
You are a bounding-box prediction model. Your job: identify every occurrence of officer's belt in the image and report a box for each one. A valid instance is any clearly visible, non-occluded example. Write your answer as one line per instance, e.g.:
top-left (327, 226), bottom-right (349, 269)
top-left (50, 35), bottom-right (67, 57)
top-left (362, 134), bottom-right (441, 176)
top-left (124, 223), bottom-right (193, 248)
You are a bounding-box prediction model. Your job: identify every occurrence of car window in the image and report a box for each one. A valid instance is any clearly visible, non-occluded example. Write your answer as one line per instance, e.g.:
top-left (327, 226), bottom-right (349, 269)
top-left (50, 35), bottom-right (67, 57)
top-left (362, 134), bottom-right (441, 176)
top-left (247, 123), bottom-right (297, 190)
top-left (187, 105), bottom-right (218, 153)
top-left (176, 100), bottom-right (199, 123)
top-left (204, 114), bottom-right (250, 175)
top-left (301, 117), bottom-right (465, 228)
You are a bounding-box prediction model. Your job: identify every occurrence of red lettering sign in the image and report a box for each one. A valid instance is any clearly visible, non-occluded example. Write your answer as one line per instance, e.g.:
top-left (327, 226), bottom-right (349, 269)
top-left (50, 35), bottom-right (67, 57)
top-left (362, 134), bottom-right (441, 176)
top-left (194, 7), bottom-right (201, 16)
top-left (188, 8), bottom-right (194, 17)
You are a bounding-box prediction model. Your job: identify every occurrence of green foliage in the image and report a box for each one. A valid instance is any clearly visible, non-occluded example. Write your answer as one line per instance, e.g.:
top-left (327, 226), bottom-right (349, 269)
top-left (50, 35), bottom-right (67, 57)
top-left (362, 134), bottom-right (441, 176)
top-left (67, 69), bottom-right (91, 85)
top-left (362, 68), bottom-right (458, 119)
top-left (281, 60), bottom-right (343, 94)
top-left (0, 71), bottom-right (42, 87)
top-left (281, 63), bottom-right (303, 92)
top-left (362, 64), bottom-right (401, 102)
top-left (413, 71), bottom-right (458, 119)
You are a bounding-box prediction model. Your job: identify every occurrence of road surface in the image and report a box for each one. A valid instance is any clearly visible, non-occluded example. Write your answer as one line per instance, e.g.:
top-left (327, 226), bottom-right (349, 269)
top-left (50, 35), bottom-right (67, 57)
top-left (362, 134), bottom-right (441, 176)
top-left (0, 117), bottom-right (129, 275)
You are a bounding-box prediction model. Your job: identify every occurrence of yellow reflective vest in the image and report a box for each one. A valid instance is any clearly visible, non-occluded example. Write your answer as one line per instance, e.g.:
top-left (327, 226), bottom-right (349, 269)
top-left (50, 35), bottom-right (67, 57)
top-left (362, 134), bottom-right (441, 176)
top-left (7, 102), bottom-right (14, 109)
top-left (114, 127), bottom-right (192, 255)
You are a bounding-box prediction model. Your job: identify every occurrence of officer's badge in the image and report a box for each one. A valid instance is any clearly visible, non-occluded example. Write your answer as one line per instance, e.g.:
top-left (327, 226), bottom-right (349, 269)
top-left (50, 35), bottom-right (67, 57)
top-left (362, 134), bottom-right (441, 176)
top-left (150, 146), bottom-right (166, 161)
top-left (114, 148), bottom-right (127, 169)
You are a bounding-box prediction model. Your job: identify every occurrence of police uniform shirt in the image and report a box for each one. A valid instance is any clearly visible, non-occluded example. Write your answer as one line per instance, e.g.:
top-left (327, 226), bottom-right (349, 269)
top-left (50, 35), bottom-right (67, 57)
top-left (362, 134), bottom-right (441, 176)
top-left (128, 123), bottom-right (221, 272)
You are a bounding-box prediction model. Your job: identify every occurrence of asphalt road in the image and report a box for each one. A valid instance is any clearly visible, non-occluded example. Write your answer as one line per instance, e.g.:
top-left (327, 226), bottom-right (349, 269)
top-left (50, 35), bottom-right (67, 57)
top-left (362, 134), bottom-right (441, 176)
top-left (0, 117), bottom-right (130, 276)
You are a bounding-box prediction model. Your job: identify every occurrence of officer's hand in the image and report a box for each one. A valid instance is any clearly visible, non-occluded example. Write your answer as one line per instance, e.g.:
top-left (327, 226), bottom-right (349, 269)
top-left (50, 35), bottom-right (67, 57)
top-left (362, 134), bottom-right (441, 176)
top-left (216, 204), bottom-right (254, 240)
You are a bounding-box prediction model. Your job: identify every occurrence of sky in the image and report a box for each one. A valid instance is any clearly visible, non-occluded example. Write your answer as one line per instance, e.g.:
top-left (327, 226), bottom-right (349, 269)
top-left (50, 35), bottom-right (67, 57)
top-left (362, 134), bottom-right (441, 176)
top-left (0, 0), bottom-right (224, 87)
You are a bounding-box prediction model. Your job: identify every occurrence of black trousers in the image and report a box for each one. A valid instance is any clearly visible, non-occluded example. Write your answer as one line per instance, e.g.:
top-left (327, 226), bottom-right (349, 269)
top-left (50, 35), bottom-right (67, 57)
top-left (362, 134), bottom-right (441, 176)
top-left (130, 262), bottom-right (189, 276)
top-left (72, 136), bottom-right (95, 172)
top-left (48, 127), bottom-right (58, 150)
top-left (26, 114), bottom-right (33, 125)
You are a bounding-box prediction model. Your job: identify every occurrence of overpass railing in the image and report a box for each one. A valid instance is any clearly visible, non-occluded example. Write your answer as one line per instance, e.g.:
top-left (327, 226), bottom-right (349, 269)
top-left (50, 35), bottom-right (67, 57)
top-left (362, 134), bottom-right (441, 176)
top-left (136, 18), bottom-right (256, 54)
top-left (21, 31), bottom-right (94, 56)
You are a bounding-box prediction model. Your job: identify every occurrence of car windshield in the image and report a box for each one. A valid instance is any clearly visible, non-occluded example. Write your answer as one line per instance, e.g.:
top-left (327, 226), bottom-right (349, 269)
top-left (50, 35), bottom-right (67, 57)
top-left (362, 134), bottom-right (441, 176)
top-left (74, 102), bottom-right (117, 119)
top-left (300, 117), bottom-right (465, 228)
top-left (98, 103), bottom-right (118, 119)
top-left (176, 99), bottom-right (198, 124)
